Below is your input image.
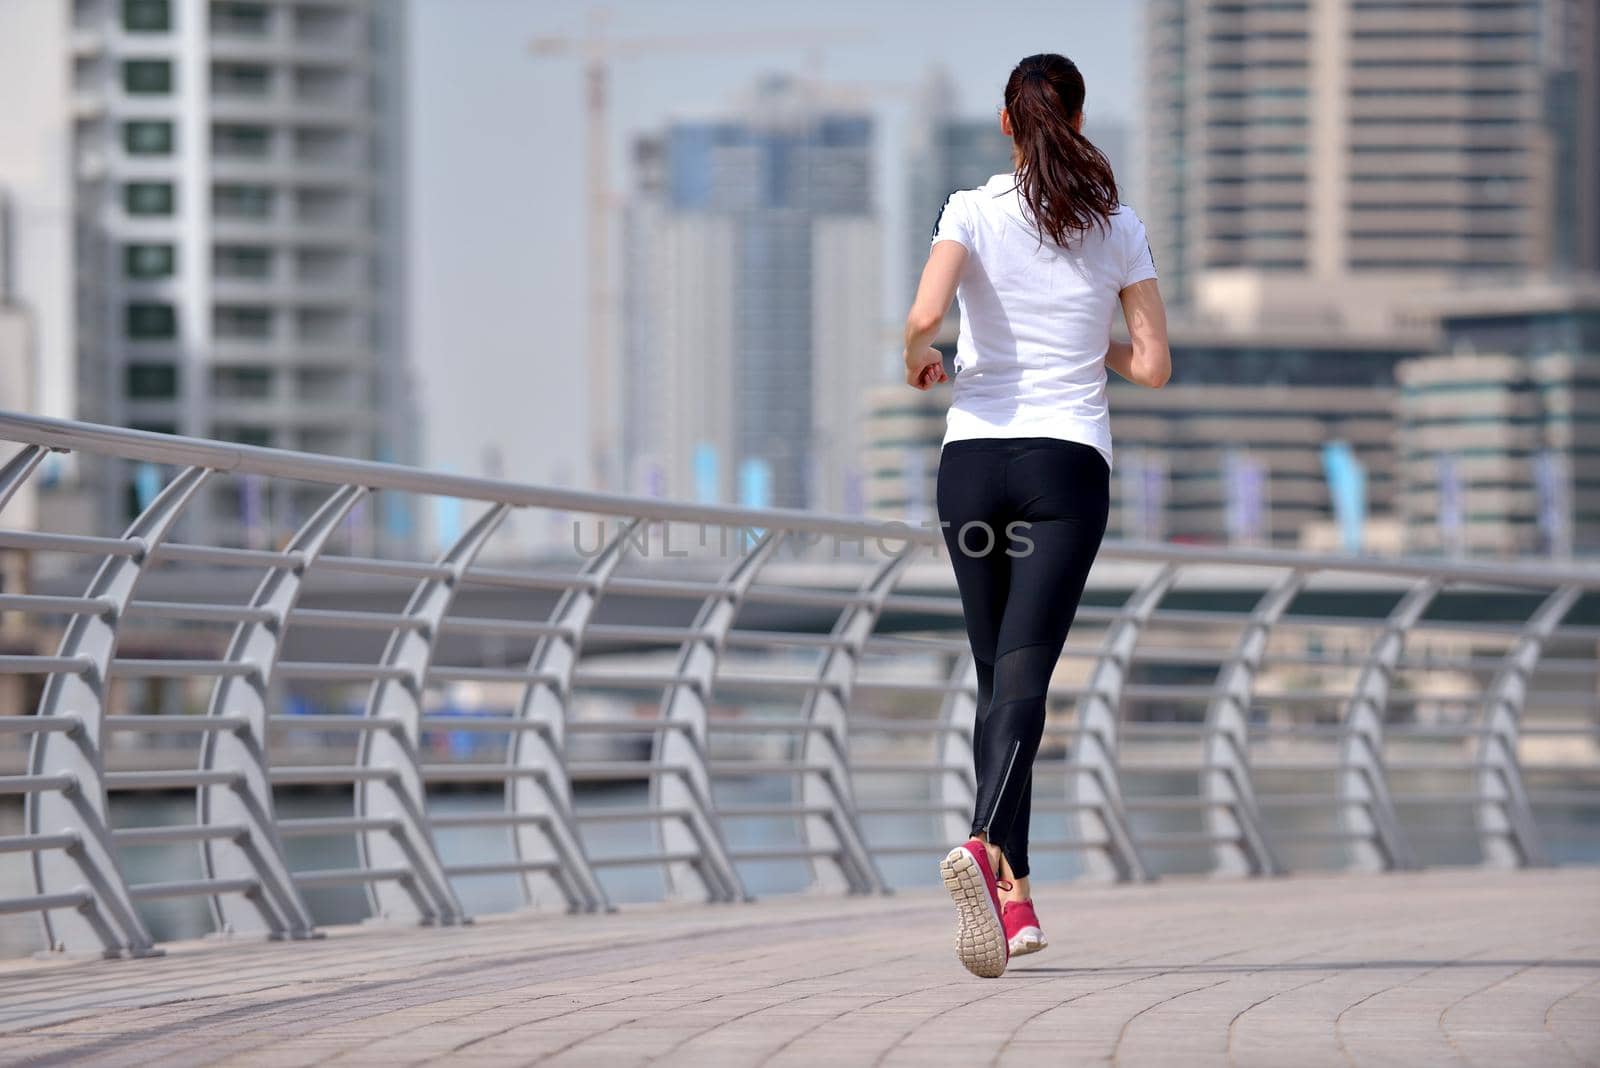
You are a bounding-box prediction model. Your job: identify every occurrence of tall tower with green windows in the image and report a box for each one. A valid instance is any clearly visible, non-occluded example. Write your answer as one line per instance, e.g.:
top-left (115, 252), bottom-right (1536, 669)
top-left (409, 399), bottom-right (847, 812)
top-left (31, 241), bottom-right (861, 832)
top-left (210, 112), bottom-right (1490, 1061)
top-left (1, 0), bottom-right (417, 549)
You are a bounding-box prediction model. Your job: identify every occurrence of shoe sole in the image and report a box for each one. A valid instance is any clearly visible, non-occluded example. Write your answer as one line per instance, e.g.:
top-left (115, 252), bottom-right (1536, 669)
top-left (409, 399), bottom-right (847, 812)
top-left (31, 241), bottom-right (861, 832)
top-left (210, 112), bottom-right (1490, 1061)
top-left (1008, 927), bottom-right (1047, 956)
top-left (939, 846), bottom-right (1007, 978)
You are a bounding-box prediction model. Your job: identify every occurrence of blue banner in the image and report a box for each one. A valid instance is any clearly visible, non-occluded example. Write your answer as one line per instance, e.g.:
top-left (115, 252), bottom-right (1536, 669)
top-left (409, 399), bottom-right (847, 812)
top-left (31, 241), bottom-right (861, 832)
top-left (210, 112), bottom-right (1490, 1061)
top-left (693, 442), bottom-right (719, 504)
top-left (1321, 441), bottom-right (1366, 555)
top-left (133, 462), bottom-right (163, 512)
top-left (1436, 452), bottom-right (1463, 556)
top-left (738, 456), bottom-right (772, 510)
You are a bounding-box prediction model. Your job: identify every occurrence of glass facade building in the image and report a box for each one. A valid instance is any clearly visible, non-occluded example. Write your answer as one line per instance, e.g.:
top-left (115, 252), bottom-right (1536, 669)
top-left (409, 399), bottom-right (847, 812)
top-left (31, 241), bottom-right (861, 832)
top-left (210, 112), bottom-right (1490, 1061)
top-left (623, 77), bottom-right (878, 512)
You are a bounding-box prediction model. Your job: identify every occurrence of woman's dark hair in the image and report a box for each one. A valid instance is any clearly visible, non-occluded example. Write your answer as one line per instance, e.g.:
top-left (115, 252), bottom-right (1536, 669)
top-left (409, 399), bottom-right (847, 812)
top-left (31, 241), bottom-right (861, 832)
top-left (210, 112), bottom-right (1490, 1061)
top-left (1003, 53), bottom-right (1119, 246)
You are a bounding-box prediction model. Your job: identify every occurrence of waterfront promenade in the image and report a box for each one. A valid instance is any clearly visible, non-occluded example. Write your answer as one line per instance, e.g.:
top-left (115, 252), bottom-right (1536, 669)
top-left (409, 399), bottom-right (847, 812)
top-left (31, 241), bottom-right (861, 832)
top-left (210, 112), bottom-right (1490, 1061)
top-left (2, 415), bottom-right (1598, 1065)
top-left (0, 868), bottom-right (1595, 1067)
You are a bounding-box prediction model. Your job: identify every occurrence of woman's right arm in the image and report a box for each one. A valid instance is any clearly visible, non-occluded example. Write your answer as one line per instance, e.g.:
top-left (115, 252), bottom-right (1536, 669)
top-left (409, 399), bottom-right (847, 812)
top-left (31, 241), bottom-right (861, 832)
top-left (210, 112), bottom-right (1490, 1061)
top-left (1105, 278), bottom-right (1171, 388)
top-left (903, 240), bottom-right (966, 390)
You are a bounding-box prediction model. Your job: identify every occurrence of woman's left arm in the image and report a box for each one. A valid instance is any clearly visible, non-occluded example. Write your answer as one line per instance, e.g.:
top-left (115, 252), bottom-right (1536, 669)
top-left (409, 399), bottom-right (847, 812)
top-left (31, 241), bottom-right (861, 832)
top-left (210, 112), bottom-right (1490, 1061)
top-left (1110, 278), bottom-right (1171, 388)
top-left (903, 240), bottom-right (967, 390)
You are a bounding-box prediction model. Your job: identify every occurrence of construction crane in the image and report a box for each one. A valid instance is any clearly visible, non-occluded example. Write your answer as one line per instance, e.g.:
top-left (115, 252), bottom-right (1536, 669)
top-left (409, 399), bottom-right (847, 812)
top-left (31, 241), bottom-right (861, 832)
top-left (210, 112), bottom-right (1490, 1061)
top-left (528, 12), bottom-right (870, 495)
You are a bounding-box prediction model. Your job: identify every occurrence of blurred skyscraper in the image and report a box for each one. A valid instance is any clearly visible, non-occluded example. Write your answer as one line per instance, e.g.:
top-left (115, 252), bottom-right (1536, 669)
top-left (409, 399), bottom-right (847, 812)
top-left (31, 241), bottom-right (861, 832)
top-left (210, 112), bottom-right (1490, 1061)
top-left (0, 194), bottom-right (34, 533)
top-left (0, 0), bottom-right (417, 547)
top-left (903, 67), bottom-right (1013, 310)
top-left (859, 379), bottom-right (944, 521)
top-left (622, 75), bottom-right (879, 513)
top-left (863, 3), bottom-right (1597, 562)
top-left (1143, 0), bottom-right (1600, 321)
top-left (1396, 283), bottom-right (1600, 558)
top-left (1089, 117), bottom-right (1136, 217)
top-left (0, 197), bottom-right (33, 717)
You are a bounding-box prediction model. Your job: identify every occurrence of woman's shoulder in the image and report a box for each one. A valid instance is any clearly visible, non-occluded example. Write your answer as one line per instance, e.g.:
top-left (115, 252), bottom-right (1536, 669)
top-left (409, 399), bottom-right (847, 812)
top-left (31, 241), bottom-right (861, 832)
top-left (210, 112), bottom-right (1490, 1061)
top-left (1098, 203), bottom-right (1150, 251)
top-left (963, 173), bottom-right (1020, 207)
top-left (1107, 202), bottom-right (1147, 229)
top-left (932, 177), bottom-right (1012, 242)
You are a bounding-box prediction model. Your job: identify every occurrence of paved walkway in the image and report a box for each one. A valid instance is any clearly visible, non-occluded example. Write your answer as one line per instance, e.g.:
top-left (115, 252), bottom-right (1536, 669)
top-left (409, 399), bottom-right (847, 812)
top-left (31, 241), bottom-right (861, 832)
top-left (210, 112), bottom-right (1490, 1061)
top-left (0, 869), bottom-right (1595, 1067)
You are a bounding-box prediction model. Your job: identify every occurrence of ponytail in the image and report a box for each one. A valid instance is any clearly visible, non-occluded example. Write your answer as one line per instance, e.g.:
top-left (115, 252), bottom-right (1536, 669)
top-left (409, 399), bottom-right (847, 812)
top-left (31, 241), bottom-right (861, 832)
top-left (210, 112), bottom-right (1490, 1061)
top-left (1003, 53), bottom-right (1119, 247)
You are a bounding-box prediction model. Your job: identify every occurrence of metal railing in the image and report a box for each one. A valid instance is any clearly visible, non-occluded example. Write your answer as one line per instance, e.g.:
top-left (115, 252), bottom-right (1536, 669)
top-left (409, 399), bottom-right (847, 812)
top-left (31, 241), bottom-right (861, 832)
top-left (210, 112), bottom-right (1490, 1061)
top-left (0, 410), bottom-right (1596, 960)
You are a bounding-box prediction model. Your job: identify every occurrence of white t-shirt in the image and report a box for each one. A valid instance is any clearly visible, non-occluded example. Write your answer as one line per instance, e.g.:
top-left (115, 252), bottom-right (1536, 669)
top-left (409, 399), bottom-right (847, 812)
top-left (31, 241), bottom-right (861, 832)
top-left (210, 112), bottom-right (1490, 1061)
top-left (931, 171), bottom-right (1159, 473)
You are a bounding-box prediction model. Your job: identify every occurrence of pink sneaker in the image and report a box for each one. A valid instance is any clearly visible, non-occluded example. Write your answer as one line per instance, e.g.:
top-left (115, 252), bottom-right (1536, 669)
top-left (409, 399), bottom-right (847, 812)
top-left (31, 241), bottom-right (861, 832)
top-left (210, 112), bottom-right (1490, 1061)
top-left (1003, 898), bottom-right (1048, 957)
top-left (938, 839), bottom-right (1011, 978)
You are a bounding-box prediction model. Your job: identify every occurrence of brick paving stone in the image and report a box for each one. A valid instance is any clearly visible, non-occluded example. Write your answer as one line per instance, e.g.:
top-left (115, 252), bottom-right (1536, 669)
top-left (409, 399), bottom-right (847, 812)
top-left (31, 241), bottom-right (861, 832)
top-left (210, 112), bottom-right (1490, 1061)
top-left (0, 869), bottom-right (1592, 1067)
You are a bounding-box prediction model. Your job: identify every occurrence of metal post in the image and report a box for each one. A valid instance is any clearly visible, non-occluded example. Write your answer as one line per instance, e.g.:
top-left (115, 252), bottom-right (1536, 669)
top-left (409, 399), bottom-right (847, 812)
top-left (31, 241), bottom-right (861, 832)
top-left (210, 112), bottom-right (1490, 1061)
top-left (356, 502), bottom-right (511, 925)
top-left (796, 547), bottom-right (912, 895)
top-left (1202, 568), bottom-right (1305, 876)
top-left (27, 465), bottom-right (212, 957)
top-left (199, 485), bottom-right (366, 940)
top-left (0, 444), bottom-right (48, 514)
top-left (505, 519), bottom-right (641, 913)
top-left (1066, 563), bottom-right (1177, 882)
top-left (1474, 584), bottom-right (1578, 868)
top-left (935, 654), bottom-right (980, 848)
top-left (1337, 577), bottom-right (1438, 871)
top-left (650, 529), bottom-right (781, 903)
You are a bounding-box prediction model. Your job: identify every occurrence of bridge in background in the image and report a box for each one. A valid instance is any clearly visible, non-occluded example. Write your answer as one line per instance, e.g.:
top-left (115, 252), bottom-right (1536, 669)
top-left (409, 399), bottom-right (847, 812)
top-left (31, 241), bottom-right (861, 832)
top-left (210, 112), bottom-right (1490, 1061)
top-left (0, 411), bottom-right (1596, 1063)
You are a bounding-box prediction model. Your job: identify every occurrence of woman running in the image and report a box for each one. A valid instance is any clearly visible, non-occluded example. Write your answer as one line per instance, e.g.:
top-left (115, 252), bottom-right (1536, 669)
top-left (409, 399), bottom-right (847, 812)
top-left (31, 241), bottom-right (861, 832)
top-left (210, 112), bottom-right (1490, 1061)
top-left (903, 52), bottom-right (1171, 979)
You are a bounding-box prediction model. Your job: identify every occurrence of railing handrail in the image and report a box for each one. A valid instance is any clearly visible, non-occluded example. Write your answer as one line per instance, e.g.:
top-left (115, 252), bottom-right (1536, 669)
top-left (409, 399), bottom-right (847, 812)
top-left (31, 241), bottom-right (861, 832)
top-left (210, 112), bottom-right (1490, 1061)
top-left (3, 409), bottom-right (1598, 586)
top-left (1, 410), bottom-right (1597, 962)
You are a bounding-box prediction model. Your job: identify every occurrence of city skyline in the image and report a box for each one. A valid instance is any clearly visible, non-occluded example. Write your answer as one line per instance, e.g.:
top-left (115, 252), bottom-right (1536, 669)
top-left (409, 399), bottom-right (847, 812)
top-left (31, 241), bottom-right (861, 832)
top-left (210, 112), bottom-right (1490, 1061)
top-left (407, 0), bottom-right (1142, 495)
top-left (1, 0), bottom-right (1593, 561)
top-left (0, 2), bottom-right (1596, 1022)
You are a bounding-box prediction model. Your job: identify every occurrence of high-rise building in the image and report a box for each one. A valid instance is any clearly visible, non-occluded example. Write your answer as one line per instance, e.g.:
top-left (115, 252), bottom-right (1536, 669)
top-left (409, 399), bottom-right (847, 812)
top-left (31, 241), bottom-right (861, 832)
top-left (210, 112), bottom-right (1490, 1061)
top-left (1396, 352), bottom-right (1551, 558)
top-left (863, 283), bottom-right (1597, 559)
top-left (861, 320), bottom-right (1431, 548)
top-left (904, 68), bottom-right (1014, 311)
top-left (1107, 324), bottom-right (1426, 546)
top-left (1088, 115), bottom-right (1136, 215)
top-left (0, 0), bottom-right (416, 547)
top-left (1143, 0), bottom-right (1600, 319)
top-left (622, 75), bottom-right (879, 513)
top-left (860, 377), bottom-right (946, 522)
top-left (0, 189), bottom-right (29, 377)
top-left (0, 197), bottom-right (35, 523)
top-left (1396, 282), bottom-right (1600, 558)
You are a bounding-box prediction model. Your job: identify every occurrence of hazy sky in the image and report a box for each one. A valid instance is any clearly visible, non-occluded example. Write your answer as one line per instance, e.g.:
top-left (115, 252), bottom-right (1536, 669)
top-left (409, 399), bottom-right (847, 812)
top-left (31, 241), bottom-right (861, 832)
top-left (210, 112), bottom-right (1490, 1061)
top-left (406, 0), bottom-right (1141, 489)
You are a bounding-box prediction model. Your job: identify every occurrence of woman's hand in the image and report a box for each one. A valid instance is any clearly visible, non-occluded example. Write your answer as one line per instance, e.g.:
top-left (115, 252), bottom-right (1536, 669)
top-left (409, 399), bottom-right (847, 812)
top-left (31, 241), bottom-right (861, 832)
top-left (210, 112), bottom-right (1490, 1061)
top-left (902, 241), bottom-right (965, 390)
top-left (905, 346), bottom-right (948, 390)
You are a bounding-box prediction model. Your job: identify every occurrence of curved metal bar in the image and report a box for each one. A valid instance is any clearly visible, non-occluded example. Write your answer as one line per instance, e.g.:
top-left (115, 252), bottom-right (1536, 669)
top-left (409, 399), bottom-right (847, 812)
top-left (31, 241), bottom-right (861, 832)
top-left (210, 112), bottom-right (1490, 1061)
top-left (1336, 577), bottom-right (1441, 871)
top-left (1066, 562), bottom-right (1179, 882)
top-left (796, 546), bottom-right (915, 895)
top-left (935, 654), bottom-right (980, 847)
top-left (1202, 567), bottom-right (1307, 876)
top-left (13, 410), bottom-right (1600, 591)
top-left (506, 518), bottom-right (645, 913)
top-left (649, 529), bottom-right (783, 903)
top-left (356, 501), bottom-right (511, 925)
top-left (199, 484), bottom-right (367, 939)
top-left (0, 444), bottom-right (48, 515)
top-left (1474, 583), bottom-right (1581, 868)
top-left (27, 464), bottom-right (212, 957)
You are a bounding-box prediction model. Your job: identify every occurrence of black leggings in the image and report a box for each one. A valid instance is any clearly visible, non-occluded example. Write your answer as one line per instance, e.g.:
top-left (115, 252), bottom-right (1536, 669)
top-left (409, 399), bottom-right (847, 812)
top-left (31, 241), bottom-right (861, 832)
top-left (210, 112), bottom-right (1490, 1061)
top-left (935, 436), bottom-right (1110, 879)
